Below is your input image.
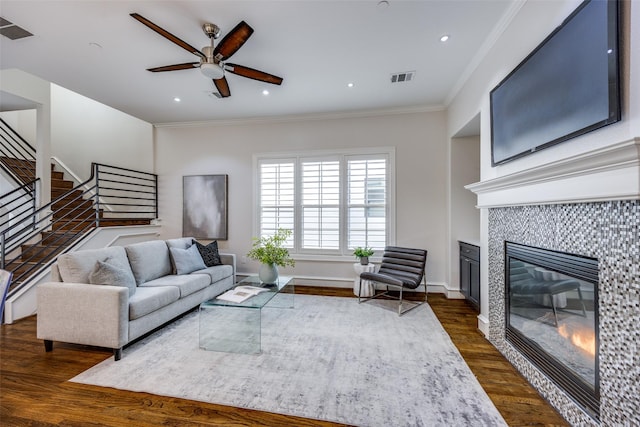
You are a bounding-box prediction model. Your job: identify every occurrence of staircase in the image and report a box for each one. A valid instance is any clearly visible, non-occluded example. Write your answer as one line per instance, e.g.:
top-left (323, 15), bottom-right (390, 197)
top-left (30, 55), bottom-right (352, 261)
top-left (1, 158), bottom-right (157, 293)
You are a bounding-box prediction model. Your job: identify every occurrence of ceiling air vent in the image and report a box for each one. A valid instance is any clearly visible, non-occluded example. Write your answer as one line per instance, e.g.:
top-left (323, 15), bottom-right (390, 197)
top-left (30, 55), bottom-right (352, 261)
top-left (0, 17), bottom-right (33, 40)
top-left (390, 71), bottom-right (415, 83)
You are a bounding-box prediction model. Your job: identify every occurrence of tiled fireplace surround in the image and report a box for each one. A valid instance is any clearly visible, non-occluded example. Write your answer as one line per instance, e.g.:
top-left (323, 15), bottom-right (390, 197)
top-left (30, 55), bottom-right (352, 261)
top-left (467, 139), bottom-right (640, 426)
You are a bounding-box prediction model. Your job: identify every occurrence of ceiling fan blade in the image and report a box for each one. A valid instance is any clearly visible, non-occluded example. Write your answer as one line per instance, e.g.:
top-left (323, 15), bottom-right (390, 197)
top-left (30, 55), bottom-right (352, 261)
top-left (225, 63), bottom-right (283, 85)
top-left (130, 13), bottom-right (205, 59)
top-left (213, 77), bottom-right (231, 98)
top-left (147, 62), bottom-right (200, 72)
top-left (213, 21), bottom-right (254, 61)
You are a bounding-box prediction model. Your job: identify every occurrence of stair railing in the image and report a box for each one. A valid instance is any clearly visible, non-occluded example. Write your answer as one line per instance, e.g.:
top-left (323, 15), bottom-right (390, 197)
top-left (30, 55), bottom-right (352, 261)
top-left (0, 178), bottom-right (39, 234)
top-left (1, 162), bottom-right (158, 295)
top-left (0, 118), bottom-right (37, 185)
top-left (94, 163), bottom-right (159, 221)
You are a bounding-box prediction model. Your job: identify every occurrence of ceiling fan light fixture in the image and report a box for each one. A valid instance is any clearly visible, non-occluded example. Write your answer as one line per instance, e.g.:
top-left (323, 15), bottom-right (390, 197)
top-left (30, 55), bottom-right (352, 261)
top-left (200, 62), bottom-right (225, 79)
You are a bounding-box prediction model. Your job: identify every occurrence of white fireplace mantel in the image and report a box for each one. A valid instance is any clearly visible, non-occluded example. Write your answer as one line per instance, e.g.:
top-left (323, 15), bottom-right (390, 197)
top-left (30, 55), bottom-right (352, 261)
top-left (466, 138), bottom-right (640, 208)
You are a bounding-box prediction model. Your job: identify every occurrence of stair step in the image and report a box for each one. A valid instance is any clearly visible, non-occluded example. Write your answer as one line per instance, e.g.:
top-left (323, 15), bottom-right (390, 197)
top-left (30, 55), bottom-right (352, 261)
top-left (53, 207), bottom-right (103, 219)
top-left (19, 244), bottom-right (68, 263)
top-left (52, 197), bottom-right (93, 210)
top-left (0, 158), bottom-right (53, 168)
top-left (50, 218), bottom-right (96, 232)
top-left (51, 178), bottom-right (73, 189)
top-left (99, 218), bottom-right (152, 227)
top-left (51, 188), bottom-right (81, 198)
top-left (4, 261), bottom-right (40, 277)
top-left (11, 170), bottom-right (36, 179)
top-left (40, 230), bottom-right (86, 245)
top-left (0, 157), bottom-right (35, 168)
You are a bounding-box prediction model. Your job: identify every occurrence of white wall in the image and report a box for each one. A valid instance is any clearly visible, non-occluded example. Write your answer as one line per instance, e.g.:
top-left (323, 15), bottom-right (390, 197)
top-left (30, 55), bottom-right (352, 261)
top-left (449, 134), bottom-right (480, 293)
top-left (0, 69), bottom-right (52, 204)
top-left (0, 109), bottom-right (37, 144)
top-left (51, 84), bottom-right (154, 181)
top-left (155, 111), bottom-right (449, 288)
top-left (1, 71), bottom-right (154, 202)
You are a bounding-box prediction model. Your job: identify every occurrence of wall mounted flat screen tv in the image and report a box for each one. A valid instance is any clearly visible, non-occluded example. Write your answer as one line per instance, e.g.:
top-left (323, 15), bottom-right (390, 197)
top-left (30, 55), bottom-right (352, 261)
top-left (490, 0), bottom-right (620, 166)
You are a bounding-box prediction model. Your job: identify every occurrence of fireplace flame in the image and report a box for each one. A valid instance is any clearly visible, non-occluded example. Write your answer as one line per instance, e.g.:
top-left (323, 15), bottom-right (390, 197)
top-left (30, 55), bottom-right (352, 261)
top-left (558, 324), bottom-right (596, 357)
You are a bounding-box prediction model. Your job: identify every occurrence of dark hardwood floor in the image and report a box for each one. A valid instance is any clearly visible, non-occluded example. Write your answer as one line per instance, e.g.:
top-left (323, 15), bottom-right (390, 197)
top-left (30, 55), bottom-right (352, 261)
top-left (0, 287), bottom-right (568, 426)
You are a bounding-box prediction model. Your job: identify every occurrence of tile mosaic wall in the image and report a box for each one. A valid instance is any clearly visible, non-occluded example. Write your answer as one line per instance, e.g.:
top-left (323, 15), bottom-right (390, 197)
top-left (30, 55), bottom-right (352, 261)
top-left (488, 201), bottom-right (640, 426)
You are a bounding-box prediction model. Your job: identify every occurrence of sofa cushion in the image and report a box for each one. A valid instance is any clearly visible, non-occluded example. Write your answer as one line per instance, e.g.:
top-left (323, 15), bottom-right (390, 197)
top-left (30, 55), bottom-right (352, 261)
top-left (58, 246), bottom-right (129, 283)
top-left (125, 240), bottom-right (172, 285)
top-left (166, 237), bottom-right (196, 273)
top-left (138, 274), bottom-right (210, 298)
top-left (169, 244), bottom-right (206, 275)
top-left (194, 240), bottom-right (222, 266)
top-left (128, 286), bottom-right (180, 320)
top-left (88, 256), bottom-right (137, 296)
top-left (166, 237), bottom-right (194, 250)
top-left (192, 264), bottom-right (233, 283)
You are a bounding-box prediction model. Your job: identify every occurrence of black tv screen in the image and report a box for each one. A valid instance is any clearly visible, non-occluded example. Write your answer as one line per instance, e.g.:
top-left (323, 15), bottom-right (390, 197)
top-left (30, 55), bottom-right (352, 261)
top-left (490, 0), bottom-right (620, 166)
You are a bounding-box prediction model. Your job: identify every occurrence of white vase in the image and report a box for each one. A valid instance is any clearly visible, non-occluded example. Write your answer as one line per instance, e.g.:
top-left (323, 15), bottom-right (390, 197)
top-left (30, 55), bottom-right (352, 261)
top-left (259, 263), bottom-right (278, 284)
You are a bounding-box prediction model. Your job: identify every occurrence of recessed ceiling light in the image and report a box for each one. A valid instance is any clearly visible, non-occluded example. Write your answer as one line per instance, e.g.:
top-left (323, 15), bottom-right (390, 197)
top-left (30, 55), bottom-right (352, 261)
top-left (440, 35), bottom-right (449, 42)
top-left (347, 83), bottom-right (354, 88)
top-left (262, 89), bottom-right (270, 96)
top-left (377, 1), bottom-right (389, 9)
top-left (173, 97), bottom-right (181, 102)
top-left (88, 42), bottom-right (102, 49)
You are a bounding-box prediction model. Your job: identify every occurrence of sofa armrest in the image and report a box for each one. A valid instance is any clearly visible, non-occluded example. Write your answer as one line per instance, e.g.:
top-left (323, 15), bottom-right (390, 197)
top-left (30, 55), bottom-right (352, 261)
top-left (37, 282), bottom-right (129, 350)
top-left (219, 253), bottom-right (236, 283)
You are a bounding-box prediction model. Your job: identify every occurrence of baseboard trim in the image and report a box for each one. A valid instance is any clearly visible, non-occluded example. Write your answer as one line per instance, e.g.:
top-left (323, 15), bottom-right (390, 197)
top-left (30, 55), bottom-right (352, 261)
top-left (477, 314), bottom-right (489, 337)
top-left (236, 272), bottom-right (449, 295)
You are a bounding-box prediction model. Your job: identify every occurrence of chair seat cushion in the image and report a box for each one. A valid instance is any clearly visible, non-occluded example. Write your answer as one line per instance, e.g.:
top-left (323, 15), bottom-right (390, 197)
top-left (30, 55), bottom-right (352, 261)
top-left (361, 272), bottom-right (406, 288)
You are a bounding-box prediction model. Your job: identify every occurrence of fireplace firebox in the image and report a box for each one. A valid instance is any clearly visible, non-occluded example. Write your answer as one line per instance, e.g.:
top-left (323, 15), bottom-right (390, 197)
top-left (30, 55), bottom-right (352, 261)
top-left (505, 242), bottom-right (599, 419)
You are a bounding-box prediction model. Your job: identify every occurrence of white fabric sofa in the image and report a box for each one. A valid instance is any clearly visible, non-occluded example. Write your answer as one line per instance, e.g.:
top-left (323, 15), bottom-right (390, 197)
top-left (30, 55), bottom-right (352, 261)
top-left (37, 237), bottom-right (235, 360)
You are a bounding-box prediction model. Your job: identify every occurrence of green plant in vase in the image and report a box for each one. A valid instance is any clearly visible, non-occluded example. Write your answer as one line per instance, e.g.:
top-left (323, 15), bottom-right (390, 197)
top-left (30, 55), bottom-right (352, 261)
top-left (353, 246), bottom-right (375, 265)
top-left (247, 228), bottom-right (295, 283)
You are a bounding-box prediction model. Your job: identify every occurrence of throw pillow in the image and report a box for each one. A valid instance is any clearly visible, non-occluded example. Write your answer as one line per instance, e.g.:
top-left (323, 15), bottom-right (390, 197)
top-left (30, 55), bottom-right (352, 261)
top-left (169, 244), bottom-right (207, 275)
top-left (88, 256), bottom-right (137, 296)
top-left (194, 240), bottom-right (222, 267)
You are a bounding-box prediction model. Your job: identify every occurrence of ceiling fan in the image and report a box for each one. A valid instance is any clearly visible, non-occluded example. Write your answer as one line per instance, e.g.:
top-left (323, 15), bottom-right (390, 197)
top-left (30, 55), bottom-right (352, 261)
top-left (130, 13), bottom-right (283, 98)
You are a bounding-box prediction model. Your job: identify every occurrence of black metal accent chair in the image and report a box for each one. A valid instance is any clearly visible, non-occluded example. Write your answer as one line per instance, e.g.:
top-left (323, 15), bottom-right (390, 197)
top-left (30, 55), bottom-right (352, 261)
top-left (358, 246), bottom-right (428, 316)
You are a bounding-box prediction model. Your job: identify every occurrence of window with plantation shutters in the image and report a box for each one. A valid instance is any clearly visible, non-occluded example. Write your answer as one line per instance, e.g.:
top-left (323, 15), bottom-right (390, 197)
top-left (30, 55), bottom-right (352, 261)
top-left (347, 158), bottom-right (386, 250)
top-left (255, 148), bottom-right (394, 257)
top-left (258, 160), bottom-right (295, 246)
top-left (301, 159), bottom-right (340, 250)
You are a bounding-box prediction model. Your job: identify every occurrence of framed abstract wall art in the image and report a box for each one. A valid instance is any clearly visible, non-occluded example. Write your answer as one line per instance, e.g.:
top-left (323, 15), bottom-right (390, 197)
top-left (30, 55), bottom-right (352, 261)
top-left (183, 174), bottom-right (228, 240)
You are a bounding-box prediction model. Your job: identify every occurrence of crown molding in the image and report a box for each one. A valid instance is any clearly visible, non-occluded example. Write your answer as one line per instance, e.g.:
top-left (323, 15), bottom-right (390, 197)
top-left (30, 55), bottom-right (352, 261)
top-left (153, 104), bottom-right (446, 128)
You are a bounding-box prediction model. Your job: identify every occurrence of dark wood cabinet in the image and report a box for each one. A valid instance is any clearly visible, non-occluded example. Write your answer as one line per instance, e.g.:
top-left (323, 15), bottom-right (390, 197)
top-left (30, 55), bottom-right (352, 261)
top-left (459, 242), bottom-right (480, 311)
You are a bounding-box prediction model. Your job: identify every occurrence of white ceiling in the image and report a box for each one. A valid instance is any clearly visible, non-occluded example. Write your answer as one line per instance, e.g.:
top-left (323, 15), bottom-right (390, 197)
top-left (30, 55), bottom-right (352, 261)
top-left (0, 1), bottom-right (513, 125)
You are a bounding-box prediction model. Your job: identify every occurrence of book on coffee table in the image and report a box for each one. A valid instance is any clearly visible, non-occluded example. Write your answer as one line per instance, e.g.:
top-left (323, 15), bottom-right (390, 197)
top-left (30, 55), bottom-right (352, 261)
top-left (216, 285), bottom-right (270, 303)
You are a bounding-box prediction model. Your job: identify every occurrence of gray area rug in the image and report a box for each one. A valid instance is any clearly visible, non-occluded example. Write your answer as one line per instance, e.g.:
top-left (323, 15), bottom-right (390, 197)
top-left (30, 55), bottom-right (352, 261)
top-left (71, 295), bottom-right (506, 426)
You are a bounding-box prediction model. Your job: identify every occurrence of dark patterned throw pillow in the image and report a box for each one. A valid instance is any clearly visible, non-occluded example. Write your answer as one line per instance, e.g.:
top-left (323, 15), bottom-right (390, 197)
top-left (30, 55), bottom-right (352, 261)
top-left (194, 240), bottom-right (222, 267)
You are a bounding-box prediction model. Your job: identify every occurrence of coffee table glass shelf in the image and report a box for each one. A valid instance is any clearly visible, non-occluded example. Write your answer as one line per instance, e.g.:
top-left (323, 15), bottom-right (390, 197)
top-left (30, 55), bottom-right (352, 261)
top-left (199, 275), bottom-right (294, 354)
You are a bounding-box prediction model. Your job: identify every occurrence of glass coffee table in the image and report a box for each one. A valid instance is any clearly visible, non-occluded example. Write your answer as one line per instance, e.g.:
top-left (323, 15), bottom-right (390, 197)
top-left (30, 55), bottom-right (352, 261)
top-left (199, 275), bottom-right (294, 354)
